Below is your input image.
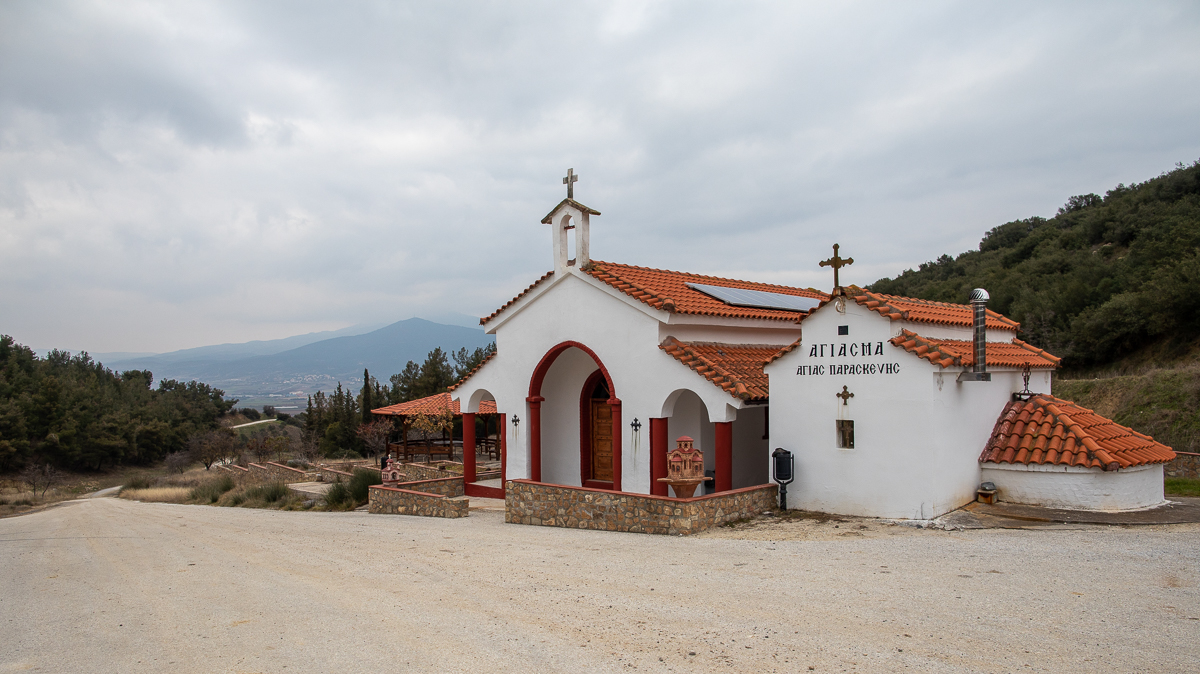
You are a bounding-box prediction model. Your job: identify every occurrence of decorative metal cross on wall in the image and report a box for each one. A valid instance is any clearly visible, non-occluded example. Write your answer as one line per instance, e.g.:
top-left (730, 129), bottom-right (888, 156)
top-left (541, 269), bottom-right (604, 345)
top-left (836, 385), bottom-right (855, 405)
top-left (819, 243), bottom-right (854, 289)
top-left (563, 168), bottom-right (579, 199)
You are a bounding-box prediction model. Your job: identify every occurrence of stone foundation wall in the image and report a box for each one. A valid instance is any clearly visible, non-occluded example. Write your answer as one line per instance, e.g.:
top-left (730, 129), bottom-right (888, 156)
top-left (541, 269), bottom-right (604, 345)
top-left (505, 481), bottom-right (778, 536)
top-left (368, 485), bottom-right (469, 518)
top-left (1165, 453), bottom-right (1200, 479)
top-left (392, 476), bottom-right (464, 497)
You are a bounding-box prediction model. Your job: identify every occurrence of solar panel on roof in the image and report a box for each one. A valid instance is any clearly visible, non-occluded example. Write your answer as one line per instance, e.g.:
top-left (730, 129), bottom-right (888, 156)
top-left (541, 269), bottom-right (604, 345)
top-left (686, 283), bottom-right (821, 313)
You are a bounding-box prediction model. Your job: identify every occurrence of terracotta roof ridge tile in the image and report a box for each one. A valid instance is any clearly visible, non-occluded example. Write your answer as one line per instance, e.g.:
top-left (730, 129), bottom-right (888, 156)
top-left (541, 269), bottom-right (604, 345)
top-left (764, 337), bottom-right (805, 366)
top-left (447, 348), bottom-right (498, 392)
top-left (853, 289), bottom-right (1021, 331)
top-left (480, 271), bottom-right (554, 325)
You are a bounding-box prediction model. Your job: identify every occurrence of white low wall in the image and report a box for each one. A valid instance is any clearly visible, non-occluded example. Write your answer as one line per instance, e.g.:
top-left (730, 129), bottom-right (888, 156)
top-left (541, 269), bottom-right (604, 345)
top-left (982, 463), bottom-right (1165, 511)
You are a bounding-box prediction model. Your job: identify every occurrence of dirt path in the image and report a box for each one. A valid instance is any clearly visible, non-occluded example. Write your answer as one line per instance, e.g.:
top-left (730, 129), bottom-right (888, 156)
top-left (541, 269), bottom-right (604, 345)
top-left (1, 497), bottom-right (1197, 673)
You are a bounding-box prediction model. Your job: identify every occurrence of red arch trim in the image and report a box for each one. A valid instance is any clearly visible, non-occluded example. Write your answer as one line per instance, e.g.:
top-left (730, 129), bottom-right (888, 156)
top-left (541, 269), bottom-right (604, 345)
top-left (528, 341), bottom-right (616, 401)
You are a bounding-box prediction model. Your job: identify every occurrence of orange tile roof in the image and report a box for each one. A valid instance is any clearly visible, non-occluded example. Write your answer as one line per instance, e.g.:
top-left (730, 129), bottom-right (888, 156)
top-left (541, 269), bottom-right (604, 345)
top-left (371, 392), bottom-right (497, 417)
top-left (659, 338), bottom-right (780, 401)
top-left (889, 329), bottom-right (1060, 369)
top-left (764, 338), bottom-right (804, 366)
top-left (586, 261), bottom-right (827, 322)
top-left (447, 349), bottom-right (497, 392)
top-left (981, 394), bottom-right (1175, 471)
top-left (480, 271), bottom-right (554, 325)
top-left (850, 288), bottom-right (1020, 331)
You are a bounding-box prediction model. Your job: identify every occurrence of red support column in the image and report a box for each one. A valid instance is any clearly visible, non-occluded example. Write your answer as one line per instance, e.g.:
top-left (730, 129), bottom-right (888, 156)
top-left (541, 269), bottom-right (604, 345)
top-left (527, 396), bottom-right (543, 482)
top-left (608, 398), bottom-right (622, 492)
top-left (499, 414), bottom-right (507, 487)
top-left (715, 421), bottom-right (733, 493)
top-left (462, 412), bottom-right (476, 484)
top-left (650, 417), bottom-right (668, 496)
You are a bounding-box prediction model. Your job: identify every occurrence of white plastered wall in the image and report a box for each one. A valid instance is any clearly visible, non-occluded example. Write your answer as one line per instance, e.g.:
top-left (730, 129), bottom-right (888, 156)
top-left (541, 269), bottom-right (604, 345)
top-left (764, 300), bottom-right (1049, 519)
top-left (454, 270), bottom-right (756, 494)
top-left (982, 463), bottom-right (1166, 511)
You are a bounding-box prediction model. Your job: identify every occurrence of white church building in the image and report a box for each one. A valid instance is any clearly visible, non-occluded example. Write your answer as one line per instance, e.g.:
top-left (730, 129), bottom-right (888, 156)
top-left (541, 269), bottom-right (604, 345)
top-left (448, 177), bottom-right (1175, 521)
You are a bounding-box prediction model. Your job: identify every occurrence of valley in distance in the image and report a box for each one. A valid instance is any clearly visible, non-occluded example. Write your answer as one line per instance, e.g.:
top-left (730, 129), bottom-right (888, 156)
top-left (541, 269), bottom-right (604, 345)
top-left (95, 316), bottom-right (494, 411)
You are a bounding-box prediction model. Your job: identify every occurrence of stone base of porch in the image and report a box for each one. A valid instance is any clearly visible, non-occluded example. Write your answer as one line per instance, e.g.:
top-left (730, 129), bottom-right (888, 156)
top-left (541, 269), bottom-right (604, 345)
top-left (504, 480), bottom-right (778, 536)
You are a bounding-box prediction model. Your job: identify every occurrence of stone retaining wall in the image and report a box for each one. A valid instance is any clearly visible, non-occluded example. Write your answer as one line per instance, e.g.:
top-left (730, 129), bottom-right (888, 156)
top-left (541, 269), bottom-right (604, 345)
top-left (315, 467), bottom-right (354, 482)
top-left (392, 477), bottom-right (463, 498)
top-left (392, 462), bottom-right (461, 482)
top-left (1165, 453), bottom-right (1200, 479)
top-left (248, 462), bottom-right (311, 484)
top-left (368, 485), bottom-right (469, 518)
top-left (505, 480), bottom-right (779, 536)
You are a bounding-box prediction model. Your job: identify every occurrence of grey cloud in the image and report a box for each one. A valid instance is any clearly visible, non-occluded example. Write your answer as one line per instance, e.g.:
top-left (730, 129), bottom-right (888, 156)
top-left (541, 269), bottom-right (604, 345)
top-left (1, 1), bottom-right (1198, 352)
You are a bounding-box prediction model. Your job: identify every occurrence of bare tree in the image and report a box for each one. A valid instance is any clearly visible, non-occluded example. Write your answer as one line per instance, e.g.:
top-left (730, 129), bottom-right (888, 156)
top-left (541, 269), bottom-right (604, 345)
top-left (21, 463), bottom-right (61, 499)
top-left (188, 429), bottom-right (237, 470)
top-left (355, 419), bottom-right (392, 459)
top-left (296, 430), bottom-right (322, 465)
top-left (164, 451), bottom-right (191, 474)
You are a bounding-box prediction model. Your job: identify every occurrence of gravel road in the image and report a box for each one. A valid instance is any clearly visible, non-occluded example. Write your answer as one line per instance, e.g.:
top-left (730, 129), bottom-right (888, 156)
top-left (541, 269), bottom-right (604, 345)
top-left (1, 497), bottom-right (1197, 673)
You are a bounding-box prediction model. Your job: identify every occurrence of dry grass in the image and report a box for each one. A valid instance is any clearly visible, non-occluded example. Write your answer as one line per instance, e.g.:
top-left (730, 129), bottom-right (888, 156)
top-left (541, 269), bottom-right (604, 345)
top-left (118, 487), bottom-right (192, 503)
top-left (1055, 363), bottom-right (1200, 453)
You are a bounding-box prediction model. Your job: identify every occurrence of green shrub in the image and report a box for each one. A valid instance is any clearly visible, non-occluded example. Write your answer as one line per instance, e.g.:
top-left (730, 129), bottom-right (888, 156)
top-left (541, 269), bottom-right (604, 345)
top-left (245, 482), bottom-right (289, 503)
top-left (1165, 477), bottom-right (1200, 497)
top-left (349, 468), bottom-right (381, 504)
top-left (190, 475), bottom-right (236, 504)
top-left (324, 482), bottom-right (354, 509)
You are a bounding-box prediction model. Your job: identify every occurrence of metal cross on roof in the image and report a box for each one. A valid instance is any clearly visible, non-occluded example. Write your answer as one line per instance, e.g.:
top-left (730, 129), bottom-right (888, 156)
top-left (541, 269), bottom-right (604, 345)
top-left (836, 385), bottom-right (855, 406)
top-left (819, 243), bottom-right (854, 289)
top-left (563, 168), bottom-right (579, 199)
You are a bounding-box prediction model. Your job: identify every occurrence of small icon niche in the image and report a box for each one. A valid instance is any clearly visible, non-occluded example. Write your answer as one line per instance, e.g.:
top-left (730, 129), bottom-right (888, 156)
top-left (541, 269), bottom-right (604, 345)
top-left (836, 420), bottom-right (855, 449)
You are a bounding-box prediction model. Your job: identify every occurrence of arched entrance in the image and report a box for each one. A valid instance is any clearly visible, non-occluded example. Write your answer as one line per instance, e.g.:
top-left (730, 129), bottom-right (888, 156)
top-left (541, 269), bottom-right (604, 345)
top-left (579, 370), bottom-right (614, 488)
top-left (463, 389), bottom-right (506, 499)
top-left (528, 341), bottom-right (622, 491)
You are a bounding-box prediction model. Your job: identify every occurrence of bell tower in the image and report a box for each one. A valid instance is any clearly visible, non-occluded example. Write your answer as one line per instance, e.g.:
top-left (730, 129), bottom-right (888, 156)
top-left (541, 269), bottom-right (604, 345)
top-left (541, 168), bottom-right (601, 272)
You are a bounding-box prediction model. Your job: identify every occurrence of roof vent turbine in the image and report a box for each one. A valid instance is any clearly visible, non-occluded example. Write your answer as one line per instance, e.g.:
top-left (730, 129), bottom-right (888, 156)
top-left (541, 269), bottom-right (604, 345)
top-left (957, 288), bottom-right (992, 383)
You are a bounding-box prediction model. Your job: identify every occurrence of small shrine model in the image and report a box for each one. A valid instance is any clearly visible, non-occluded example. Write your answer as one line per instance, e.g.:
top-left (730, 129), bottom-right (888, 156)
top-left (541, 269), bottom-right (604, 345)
top-left (381, 458), bottom-right (406, 485)
top-left (657, 436), bottom-right (712, 498)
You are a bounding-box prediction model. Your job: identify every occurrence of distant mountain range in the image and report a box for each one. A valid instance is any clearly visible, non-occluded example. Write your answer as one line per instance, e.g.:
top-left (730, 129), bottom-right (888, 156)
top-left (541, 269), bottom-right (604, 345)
top-left (102, 318), bottom-right (494, 397)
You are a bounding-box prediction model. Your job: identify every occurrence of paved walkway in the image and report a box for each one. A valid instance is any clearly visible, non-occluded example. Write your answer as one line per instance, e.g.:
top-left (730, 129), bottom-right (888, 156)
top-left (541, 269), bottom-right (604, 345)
top-left (286, 481), bottom-right (331, 499)
top-left (943, 497), bottom-right (1200, 528)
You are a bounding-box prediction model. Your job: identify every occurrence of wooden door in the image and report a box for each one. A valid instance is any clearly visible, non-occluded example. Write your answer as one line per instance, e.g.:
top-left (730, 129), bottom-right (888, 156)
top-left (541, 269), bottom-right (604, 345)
top-left (590, 401), bottom-right (613, 482)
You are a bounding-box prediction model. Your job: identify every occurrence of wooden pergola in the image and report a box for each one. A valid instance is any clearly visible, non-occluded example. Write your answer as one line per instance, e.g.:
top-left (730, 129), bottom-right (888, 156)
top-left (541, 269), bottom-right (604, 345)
top-left (371, 392), bottom-right (500, 486)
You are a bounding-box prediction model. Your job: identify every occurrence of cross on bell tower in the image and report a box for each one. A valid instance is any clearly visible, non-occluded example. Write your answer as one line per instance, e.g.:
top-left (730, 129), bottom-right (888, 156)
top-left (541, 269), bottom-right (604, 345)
top-left (563, 168), bottom-right (579, 199)
top-left (819, 243), bottom-right (854, 294)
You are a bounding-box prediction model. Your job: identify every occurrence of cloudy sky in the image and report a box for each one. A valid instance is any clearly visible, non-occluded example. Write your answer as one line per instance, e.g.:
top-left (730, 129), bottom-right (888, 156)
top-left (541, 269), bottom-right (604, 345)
top-left (2, 1), bottom-right (1198, 354)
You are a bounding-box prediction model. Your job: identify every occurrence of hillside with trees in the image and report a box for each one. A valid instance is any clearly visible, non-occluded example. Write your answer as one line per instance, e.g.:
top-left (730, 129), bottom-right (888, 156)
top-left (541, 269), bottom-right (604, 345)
top-left (869, 160), bottom-right (1200, 370)
top-left (303, 344), bottom-right (495, 457)
top-left (868, 159), bottom-right (1200, 452)
top-left (0, 335), bottom-right (237, 472)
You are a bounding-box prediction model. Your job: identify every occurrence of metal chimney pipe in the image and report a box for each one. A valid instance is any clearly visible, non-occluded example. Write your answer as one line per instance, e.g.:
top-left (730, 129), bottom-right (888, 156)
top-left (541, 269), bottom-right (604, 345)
top-left (958, 288), bottom-right (992, 383)
top-left (970, 288), bottom-right (989, 374)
